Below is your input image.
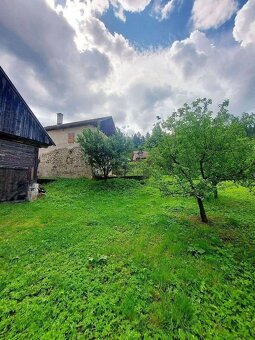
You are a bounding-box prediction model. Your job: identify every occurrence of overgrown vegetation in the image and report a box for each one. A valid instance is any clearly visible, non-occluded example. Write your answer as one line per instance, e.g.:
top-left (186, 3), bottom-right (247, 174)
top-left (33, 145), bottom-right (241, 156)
top-left (0, 179), bottom-right (255, 338)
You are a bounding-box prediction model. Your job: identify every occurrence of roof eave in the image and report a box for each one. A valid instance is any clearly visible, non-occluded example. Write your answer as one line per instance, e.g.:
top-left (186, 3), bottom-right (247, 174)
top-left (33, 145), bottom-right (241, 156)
top-left (0, 131), bottom-right (55, 147)
top-left (45, 116), bottom-right (116, 136)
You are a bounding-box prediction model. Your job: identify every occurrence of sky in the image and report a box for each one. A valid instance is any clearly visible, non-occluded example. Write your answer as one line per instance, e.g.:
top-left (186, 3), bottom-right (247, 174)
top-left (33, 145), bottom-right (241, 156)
top-left (0, 0), bottom-right (255, 133)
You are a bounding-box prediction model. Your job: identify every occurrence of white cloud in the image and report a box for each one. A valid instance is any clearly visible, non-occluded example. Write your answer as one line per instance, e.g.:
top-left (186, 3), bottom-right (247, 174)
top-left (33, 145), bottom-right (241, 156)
top-left (55, 0), bottom-right (134, 57)
top-left (192, 0), bottom-right (238, 30)
top-left (54, 0), bottom-right (151, 24)
top-left (233, 0), bottom-right (255, 47)
top-left (112, 5), bottom-right (126, 21)
top-left (100, 29), bottom-right (255, 130)
top-left (109, 0), bottom-right (151, 21)
top-left (0, 0), bottom-right (112, 118)
top-left (0, 0), bottom-right (254, 133)
top-left (152, 0), bottom-right (176, 21)
top-left (56, 0), bottom-right (109, 20)
top-left (113, 0), bottom-right (151, 12)
top-left (45, 0), bottom-right (55, 9)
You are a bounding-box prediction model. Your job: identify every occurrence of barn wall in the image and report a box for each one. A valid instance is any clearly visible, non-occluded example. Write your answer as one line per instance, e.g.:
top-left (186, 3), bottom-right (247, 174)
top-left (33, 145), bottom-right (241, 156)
top-left (0, 139), bottom-right (39, 201)
top-left (0, 168), bottom-right (29, 202)
top-left (0, 139), bottom-right (38, 170)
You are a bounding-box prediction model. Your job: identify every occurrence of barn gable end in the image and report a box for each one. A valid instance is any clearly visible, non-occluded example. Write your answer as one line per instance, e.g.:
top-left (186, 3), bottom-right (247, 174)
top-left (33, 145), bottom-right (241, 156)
top-left (0, 67), bottom-right (54, 147)
top-left (0, 66), bottom-right (54, 202)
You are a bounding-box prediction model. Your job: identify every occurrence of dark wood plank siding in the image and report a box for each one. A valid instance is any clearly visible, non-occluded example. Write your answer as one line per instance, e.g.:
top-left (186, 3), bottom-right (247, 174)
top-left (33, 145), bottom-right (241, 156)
top-left (0, 139), bottom-right (39, 201)
top-left (0, 168), bottom-right (29, 201)
top-left (0, 139), bottom-right (38, 170)
top-left (0, 67), bottom-right (53, 146)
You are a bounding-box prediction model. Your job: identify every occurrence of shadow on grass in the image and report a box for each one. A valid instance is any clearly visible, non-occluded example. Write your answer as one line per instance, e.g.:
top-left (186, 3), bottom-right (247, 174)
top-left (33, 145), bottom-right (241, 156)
top-left (46, 178), bottom-right (145, 194)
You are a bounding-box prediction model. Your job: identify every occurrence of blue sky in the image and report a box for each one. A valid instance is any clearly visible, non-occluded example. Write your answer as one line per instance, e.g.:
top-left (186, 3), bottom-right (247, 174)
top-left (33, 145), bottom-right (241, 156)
top-left (0, 0), bottom-right (254, 132)
top-left (101, 0), bottom-right (248, 49)
top-left (101, 1), bottom-right (193, 49)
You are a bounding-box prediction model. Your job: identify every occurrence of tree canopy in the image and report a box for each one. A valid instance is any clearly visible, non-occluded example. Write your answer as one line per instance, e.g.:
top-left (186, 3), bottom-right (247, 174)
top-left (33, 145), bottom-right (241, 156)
top-left (77, 128), bottom-right (132, 179)
top-left (152, 98), bottom-right (255, 223)
top-left (239, 112), bottom-right (255, 138)
top-left (145, 122), bottom-right (163, 150)
top-left (131, 132), bottom-right (146, 150)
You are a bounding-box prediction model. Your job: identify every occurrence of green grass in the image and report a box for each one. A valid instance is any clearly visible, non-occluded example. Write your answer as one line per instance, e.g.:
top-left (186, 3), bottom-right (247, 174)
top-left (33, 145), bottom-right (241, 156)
top-left (0, 179), bottom-right (254, 339)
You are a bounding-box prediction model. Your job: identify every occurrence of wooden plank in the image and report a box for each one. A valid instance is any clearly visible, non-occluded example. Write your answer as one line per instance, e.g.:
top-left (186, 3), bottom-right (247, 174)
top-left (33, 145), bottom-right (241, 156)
top-left (0, 139), bottom-right (38, 169)
top-left (0, 140), bottom-right (39, 201)
top-left (0, 168), bottom-right (29, 201)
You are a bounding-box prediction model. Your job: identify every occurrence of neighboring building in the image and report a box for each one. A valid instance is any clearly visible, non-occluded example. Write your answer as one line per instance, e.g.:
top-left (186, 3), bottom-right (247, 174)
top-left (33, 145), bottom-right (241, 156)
top-left (0, 66), bottom-right (54, 202)
top-left (132, 150), bottom-right (149, 161)
top-left (38, 114), bottom-right (116, 178)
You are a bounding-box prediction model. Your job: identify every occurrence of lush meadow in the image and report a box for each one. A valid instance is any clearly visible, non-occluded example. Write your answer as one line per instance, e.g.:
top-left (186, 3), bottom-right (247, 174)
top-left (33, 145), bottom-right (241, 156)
top-left (0, 179), bottom-right (254, 339)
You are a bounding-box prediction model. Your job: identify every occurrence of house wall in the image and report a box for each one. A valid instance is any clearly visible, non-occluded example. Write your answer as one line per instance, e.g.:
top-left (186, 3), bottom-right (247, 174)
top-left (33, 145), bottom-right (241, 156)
top-left (0, 139), bottom-right (39, 201)
top-left (38, 124), bottom-right (95, 178)
top-left (40, 124), bottom-right (95, 151)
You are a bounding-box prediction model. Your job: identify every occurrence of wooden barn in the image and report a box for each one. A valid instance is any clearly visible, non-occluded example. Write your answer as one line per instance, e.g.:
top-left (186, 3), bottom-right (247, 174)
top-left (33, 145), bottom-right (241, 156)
top-left (0, 66), bottom-right (54, 202)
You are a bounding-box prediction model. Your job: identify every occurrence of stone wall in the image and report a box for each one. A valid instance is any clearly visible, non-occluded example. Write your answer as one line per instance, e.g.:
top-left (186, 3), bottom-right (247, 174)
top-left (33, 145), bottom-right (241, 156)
top-left (38, 145), bottom-right (92, 178)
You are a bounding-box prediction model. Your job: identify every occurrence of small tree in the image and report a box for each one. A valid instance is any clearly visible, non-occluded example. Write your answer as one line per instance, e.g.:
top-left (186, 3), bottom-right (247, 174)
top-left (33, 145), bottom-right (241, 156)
top-left (77, 128), bottom-right (131, 179)
top-left (153, 98), bottom-right (254, 223)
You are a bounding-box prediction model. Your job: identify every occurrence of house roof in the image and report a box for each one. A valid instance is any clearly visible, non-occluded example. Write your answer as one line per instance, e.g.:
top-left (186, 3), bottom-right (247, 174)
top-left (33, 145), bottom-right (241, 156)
top-left (45, 116), bottom-right (116, 136)
top-left (132, 150), bottom-right (149, 161)
top-left (0, 66), bottom-right (55, 147)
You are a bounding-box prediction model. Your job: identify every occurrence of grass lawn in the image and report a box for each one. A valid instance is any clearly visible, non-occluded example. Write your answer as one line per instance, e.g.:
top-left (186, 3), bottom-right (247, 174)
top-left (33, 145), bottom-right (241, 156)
top-left (0, 179), bottom-right (254, 339)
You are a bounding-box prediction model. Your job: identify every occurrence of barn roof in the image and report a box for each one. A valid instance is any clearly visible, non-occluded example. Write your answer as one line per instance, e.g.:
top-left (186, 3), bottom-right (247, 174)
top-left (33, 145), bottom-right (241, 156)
top-left (45, 116), bottom-right (116, 136)
top-left (0, 66), bottom-right (55, 147)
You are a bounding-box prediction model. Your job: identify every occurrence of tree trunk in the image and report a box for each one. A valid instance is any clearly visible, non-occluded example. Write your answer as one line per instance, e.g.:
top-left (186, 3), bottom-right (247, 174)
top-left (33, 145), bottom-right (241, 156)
top-left (196, 196), bottom-right (208, 223)
top-left (103, 168), bottom-right (108, 180)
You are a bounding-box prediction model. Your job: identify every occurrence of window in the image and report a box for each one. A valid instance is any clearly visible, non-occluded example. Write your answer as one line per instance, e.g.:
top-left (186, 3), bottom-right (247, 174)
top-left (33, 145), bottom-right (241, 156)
top-left (68, 132), bottom-right (75, 144)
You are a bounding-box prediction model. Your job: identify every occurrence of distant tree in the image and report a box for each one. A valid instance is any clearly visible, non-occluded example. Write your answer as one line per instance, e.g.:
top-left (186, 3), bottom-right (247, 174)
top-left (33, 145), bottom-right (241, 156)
top-left (110, 130), bottom-right (133, 176)
top-left (132, 132), bottom-right (145, 149)
top-left (145, 132), bottom-right (150, 141)
top-left (77, 128), bottom-right (132, 179)
top-left (239, 112), bottom-right (255, 138)
top-left (153, 98), bottom-right (255, 223)
top-left (146, 122), bottom-right (164, 149)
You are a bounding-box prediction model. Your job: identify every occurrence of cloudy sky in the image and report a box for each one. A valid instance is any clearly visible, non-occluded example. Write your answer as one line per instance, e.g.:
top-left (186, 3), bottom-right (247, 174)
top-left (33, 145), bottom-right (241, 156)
top-left (0, 0), bottom-right (255, 132)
